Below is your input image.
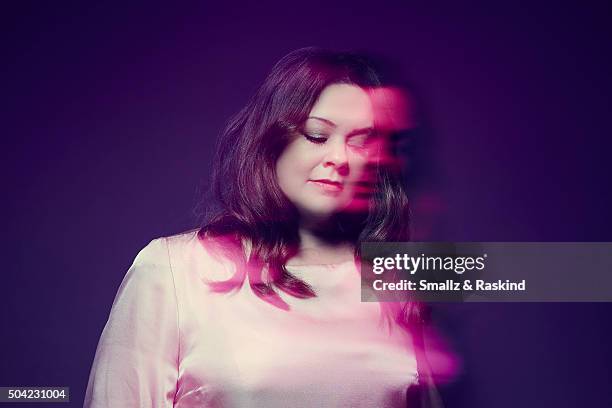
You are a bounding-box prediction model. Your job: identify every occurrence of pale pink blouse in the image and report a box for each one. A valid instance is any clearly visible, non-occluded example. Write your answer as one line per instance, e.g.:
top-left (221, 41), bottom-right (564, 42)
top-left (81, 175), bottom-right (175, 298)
top-left (84, 230), bottom-right (418, 407)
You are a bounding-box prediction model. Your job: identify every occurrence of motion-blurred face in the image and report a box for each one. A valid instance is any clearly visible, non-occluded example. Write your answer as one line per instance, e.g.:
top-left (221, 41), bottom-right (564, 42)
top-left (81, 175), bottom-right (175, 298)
top-left (276, 83), bottom-right (379, 220)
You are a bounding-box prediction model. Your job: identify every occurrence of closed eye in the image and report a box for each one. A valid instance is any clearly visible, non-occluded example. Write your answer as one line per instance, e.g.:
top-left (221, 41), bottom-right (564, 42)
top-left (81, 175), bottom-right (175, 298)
top-left (302, 133), bottom-right (328, 144)
top-left (347, 134), bottom-right (368, 148)
top-left (347, 131), bottom-right (377, 148)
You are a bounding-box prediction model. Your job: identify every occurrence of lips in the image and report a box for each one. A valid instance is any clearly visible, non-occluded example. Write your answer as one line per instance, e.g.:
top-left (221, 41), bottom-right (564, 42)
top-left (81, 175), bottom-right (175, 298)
top-left (309, 179), bottom-right (344, 192)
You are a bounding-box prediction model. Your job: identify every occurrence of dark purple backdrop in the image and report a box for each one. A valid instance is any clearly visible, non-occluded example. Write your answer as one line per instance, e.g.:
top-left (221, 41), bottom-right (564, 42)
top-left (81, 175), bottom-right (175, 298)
top-left (3, 2), bottom-right (611, 407)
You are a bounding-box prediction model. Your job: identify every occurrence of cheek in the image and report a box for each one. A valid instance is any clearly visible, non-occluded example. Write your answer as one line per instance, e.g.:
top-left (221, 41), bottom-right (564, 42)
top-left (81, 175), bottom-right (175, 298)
top-left (345, 153), bottom-right (377, 206)
top-left (275, 143), bottom-right (317, 193)
top-left (275, 155), bottom-right (295, 194)
top-left (348, 153), bottom-right (370, 181)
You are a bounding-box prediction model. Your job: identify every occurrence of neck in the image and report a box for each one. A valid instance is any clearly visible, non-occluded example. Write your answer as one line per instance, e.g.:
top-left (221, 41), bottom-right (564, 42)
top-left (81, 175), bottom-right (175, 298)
top-left (290, 218), bottom-right (355, 265)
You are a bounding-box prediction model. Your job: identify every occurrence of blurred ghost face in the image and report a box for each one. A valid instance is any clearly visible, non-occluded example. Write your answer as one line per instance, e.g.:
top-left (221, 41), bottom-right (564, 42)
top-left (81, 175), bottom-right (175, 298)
top-left (276, 83), bottom-right (379, 221)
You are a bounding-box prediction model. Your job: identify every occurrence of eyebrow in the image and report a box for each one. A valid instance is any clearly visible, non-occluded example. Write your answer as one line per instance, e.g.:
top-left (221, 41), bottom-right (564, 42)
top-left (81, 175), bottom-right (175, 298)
top-left (307, 116), bottom-right (374, 137)
top-left (308, 116), bottom-right (336, 126)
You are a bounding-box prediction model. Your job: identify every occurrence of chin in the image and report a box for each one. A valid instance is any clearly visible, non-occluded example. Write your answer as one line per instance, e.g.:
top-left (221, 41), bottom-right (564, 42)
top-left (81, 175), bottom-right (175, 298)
top-left (339, 198), bottom-right (370, 213)
top-left (297, 205), bottom-right (342, 220)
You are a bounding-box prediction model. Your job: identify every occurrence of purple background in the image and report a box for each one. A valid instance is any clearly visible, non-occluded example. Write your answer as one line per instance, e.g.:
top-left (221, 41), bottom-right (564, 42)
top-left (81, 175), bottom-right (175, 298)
top-left (3, 2), bottom-right (612, 407)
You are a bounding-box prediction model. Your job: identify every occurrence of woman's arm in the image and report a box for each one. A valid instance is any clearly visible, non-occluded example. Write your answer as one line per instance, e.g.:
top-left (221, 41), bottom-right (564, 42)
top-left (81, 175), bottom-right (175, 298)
top-left (84, 238), bottom-right (180, 407)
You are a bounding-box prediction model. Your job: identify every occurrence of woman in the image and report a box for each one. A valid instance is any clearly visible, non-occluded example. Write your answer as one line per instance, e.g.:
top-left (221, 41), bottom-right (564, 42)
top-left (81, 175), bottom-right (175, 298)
top-left (85, 47), bottom-right (444, 407)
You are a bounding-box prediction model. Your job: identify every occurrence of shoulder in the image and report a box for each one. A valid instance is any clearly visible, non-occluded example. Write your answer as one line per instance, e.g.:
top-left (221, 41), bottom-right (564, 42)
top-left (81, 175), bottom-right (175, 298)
top-left (157, 228), bottom-right (239, 282)
top-left (132, 236), bottom-right (170, 267)
top-left (124, 231), bottom-right (198, 288)
top-left (161, 228), bottom-right (201, 256)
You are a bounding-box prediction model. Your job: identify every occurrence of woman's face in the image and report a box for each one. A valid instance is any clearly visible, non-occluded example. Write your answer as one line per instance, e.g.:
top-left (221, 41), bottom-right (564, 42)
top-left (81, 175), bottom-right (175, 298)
top-left (276, 83), bottom-right (379, 220)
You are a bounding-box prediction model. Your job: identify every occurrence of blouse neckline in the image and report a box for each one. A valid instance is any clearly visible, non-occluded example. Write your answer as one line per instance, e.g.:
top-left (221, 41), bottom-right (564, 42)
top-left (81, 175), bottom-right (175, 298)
top-left (285, 258), bottom-right (358, 269)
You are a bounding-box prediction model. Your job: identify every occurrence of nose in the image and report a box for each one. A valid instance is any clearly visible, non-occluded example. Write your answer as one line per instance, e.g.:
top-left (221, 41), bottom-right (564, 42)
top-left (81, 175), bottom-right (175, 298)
top-left (323, 138), bottom-right (349, 175)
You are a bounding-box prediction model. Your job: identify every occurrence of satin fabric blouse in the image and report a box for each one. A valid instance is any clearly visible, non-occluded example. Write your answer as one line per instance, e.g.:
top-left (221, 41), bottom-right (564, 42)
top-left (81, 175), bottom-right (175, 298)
top-left (84, 230), bottom-right (418, 407)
